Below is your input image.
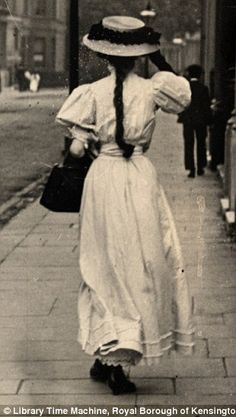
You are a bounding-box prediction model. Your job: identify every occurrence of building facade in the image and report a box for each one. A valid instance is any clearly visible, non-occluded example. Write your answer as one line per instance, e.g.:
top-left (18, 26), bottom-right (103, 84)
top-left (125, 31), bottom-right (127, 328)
top-left (0, 0), bottom-right (68, 88)
top-left (201, 0), bottom-right (235, 114)
top-left (201, 0), bottom-right (236, 229)
top-left (201, 0), bottom-right (235, 168)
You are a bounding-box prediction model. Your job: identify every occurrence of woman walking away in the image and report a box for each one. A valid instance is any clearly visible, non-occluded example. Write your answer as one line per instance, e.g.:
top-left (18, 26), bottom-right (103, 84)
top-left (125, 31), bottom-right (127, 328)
top-left (56, 16), bottom-right (194, 395)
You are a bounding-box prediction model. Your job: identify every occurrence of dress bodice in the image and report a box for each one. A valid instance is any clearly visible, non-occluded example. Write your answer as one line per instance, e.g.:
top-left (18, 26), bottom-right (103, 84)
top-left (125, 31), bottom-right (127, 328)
top-left (56, 70), bottom-right (191, 147)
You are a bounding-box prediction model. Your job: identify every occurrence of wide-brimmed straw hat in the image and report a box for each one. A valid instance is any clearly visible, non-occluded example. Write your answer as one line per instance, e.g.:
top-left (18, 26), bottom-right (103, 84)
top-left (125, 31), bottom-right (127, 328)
top-left (83, 16), bottom-right (160, 57)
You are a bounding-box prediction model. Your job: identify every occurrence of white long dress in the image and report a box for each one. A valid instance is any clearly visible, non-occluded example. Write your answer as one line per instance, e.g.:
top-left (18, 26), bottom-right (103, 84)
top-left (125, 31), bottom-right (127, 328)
top-left (56, 70), bottom-right (194, 366)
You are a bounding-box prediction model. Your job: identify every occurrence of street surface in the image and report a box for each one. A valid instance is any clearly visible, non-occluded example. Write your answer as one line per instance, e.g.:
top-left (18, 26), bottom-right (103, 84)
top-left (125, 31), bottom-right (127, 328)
top-left (0, 88), bottom-right (67, 207)
top-left (0, 111), bottom-right (235, 407)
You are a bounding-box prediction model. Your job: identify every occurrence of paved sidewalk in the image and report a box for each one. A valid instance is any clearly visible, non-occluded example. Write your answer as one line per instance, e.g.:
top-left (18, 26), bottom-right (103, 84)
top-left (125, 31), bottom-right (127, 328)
top-left (0, 112), bottom-right (235, 407)
top-left (0, 87), bottom-right (67, 209)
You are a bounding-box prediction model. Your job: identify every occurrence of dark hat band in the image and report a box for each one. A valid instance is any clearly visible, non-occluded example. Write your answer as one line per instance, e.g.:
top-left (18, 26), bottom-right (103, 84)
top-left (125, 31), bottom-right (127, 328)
top-left (88, 21), bottom-right (161, 45)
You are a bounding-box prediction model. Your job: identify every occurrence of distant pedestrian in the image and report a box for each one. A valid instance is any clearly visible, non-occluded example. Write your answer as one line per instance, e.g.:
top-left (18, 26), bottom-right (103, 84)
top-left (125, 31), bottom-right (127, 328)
top-left (25, 71), bottom-right (41, 92)
top-left (16, 65), bottom-right (28, 91)
top-left (178, 64), bottom-right (212, 178)
top-left (56, 16), bottom-right (194, 395)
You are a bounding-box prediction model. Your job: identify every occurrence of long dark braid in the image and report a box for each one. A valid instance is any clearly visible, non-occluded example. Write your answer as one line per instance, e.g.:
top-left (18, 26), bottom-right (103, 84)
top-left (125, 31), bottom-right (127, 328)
top-left (105, 56), bottom-right (136, 159)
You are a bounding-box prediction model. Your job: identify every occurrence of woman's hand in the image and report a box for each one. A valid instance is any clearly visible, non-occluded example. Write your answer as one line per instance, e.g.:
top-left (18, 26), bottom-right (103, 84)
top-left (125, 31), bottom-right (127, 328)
top-left (70, 139), bottom-right (85, 158)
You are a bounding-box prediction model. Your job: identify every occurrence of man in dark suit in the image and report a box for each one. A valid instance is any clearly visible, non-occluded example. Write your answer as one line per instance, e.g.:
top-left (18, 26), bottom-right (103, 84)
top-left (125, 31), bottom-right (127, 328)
top-left (178, 65), bottom-right (212, 178)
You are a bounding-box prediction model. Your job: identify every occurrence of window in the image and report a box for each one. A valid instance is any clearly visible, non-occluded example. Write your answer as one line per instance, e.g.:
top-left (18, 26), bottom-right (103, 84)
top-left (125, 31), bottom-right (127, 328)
top-left (0, 0), bottom-right (14, 12)
top-left (35, 0), bottom-right (46, 16)
top-left (51, 37), bottom-right (56, 69)
top-left (21, 36), bottom-right (28, 66)
top-left (33, 37), bottom-right (46, 67)
top-left (0, 0), bottom-right (7, 8)
top-left (13, 28), bottom-right (19, 50)
top-left (51, 0), bottom-right (56, 17)
top-left (3, 0), bottom-right (16, 13)
top-left (24, 0), bottom-right (29, 15)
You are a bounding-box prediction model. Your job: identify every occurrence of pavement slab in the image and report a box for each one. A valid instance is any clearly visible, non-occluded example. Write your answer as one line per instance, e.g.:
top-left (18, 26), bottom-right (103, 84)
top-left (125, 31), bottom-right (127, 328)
top-left (0, 394), bottom-right (136, 406)
top-left (136, 394), bottom-right (236, 405)
top-left (19, 378), bottom-right (174, 396)
top-left (0, 245), bottom-right (16, 263)
top-left (0, 289), bottom-right (56, 317)
top-left (194, 314), bottom-right (224, 325)
top-left (19, 379), bottom-right (110, 395)
top-left (19, 233), bottom-right (78, 247)
top-left (195, 295), bottom-right (236, 315)
top-left (0, 277), bottom-right (79, 292)
top-left (176, 377), bottom-right (236, 395)
top-left (191, 340), bottom-right (208, 357)
top-left (0, 325), bottom-right (78, 342)
top-left (224, 313), bottom-right (236, 325)
top-left (0, 380), bottom-right (21, 395)
top-left (226, 358), bottom-right (236, 377)
top-left (0, 266), bottom-right (79, 282)
top-left (0, 341), bottom-right (87, 362)
top-left (2, 246), bottom-right (78, 267)
top-left (31, 224), bottom-right (79, 235)
top-left (196, 324), bottom-right (234, 338)
top-left (0, 361), bottom-right (93, 380)
top-left (0, 228), bottom-right (32, 237)
top-left (208, 338), bottom-right (236, 357)
top-left (40, 213), bottom-right (79, 224)
top-left (131, 358), bottom-right (225, 378)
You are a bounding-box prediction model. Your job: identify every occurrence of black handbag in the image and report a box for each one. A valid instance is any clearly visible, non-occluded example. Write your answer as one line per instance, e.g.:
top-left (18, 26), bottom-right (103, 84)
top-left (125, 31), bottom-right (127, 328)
top-left (40, 151), bottom-right (94, 213)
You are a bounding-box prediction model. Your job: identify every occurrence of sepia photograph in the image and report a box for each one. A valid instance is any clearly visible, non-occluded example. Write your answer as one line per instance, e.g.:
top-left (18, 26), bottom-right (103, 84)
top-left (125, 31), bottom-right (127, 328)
top-left (0, 0), bottom-right (235, 414)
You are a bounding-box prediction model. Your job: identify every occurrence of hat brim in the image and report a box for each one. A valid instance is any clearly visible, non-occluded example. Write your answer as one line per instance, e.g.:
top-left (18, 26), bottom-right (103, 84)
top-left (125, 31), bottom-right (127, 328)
top-left (83, 34), bottom-right (159, 57)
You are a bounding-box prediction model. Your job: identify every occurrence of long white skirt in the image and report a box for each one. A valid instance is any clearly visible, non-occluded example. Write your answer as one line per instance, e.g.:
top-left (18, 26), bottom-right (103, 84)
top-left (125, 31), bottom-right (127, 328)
top-left (78, 149), bottom-right (194, 366)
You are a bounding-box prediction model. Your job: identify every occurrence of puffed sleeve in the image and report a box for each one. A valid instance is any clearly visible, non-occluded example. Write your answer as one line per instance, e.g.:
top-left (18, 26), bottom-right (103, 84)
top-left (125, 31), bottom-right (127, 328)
top-left (56, 84), bottom-right (96, 131)
top-left (151, 71), bottom-right (191, 114)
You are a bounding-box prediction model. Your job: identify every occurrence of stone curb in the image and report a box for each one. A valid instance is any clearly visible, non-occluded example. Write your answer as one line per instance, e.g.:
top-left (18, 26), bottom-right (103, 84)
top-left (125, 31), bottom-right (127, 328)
top-left (0, 174), bottom-right (48, 226)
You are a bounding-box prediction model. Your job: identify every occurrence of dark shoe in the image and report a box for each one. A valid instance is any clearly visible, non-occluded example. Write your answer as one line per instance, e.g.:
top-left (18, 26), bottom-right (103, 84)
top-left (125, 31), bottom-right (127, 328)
top-left (90, 359), bottom-right (110, 382)
top-left (188, 170), bottom-right (195, 178)
top-left (108, 365), bottom-right (136, 395)
top-left (197, 168), bottom-right (205, 176)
